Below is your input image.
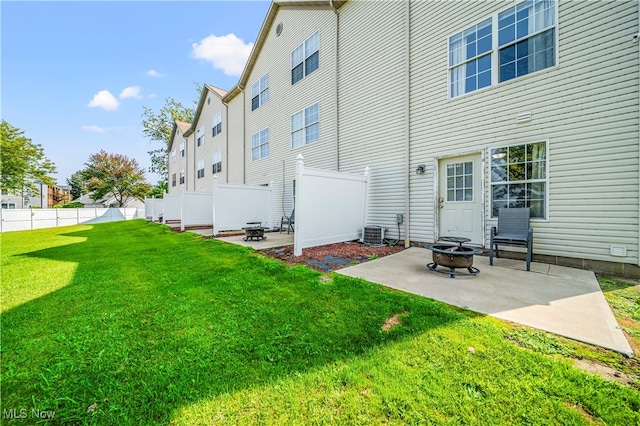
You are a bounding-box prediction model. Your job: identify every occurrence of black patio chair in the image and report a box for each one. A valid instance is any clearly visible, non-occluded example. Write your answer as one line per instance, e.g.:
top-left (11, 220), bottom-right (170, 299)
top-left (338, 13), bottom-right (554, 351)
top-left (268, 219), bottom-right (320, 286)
top-left (489, 207), bottom-right (533, 271)
top-left (280, 208), bottom-right (294, 234)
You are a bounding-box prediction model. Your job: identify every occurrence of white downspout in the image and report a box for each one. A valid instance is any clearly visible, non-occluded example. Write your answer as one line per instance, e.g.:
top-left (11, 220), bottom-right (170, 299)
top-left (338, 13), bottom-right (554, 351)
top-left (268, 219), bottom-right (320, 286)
top-left (404, 0), bottom-right (411, 248)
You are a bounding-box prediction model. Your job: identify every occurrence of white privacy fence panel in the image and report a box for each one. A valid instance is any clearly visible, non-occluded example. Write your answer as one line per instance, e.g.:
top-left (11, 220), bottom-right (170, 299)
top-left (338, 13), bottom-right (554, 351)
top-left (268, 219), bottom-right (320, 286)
top-left (144, 198), bottom-right (164, 221)
top-left (181, 192), bottom-right (213, 230)
top-left (0, 207), bottom-right (140, 232)
top-left (213, 177), bottom-right (273, 235)
top-left (163, 194), bottom-right (182, 222)
top-left (294, 155), bottom-right (370, 255)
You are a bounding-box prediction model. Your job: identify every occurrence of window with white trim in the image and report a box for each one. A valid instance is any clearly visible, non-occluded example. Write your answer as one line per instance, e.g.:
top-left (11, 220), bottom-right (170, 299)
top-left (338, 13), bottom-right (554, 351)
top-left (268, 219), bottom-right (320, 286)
top-left (180, 143), bottom-right (185, 157)
top-left (448, 0), bottom-right (556, 98)
top-left (197, 159), bottom-right (205, 179)
top-left (490, 141), bottom-right (547, 218)
top-left (212, 112), bottom-right (222, 137)
top-left (171, 173), bottom-right (176, 187)
top-left (171, 149), bottom-right (177, 162)
top-left (291, 103), bottom-right (319, 149)
top-left (291, 31), bottom-right (319, 85)
top-left (251, 129), bottom-right (269, 161)
top-left (212, 151), bottom-right (222, 174)
top-left (251, 73), bottom-right (269, 111)
top-left (179, 169), bottom-right (185, 184)
top-left (196, 126), bottom-right (205, 147)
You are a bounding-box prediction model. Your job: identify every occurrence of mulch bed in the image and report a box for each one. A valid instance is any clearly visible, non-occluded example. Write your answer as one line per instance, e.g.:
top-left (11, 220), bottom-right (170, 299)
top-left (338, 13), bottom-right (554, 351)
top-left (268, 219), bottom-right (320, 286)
top-left (262, 241), bottom-right (406, 272)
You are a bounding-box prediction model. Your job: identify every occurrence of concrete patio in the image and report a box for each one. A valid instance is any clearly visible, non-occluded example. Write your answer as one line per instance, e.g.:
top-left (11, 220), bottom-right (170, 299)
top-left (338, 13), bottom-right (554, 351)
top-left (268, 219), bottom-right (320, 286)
top-left (338, 248), bottom-right (633, 356)
top-left (213, 230), bottom-right (294, 250)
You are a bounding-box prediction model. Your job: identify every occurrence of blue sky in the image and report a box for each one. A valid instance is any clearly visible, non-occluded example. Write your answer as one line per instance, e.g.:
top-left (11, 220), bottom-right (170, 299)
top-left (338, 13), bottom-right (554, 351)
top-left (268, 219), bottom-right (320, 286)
top-left (1, 0), bottom-right (271, 186)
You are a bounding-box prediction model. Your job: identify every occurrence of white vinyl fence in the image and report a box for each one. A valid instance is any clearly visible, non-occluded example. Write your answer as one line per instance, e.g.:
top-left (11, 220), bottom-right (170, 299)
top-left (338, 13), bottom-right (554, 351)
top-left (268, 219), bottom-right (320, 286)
top-left (145, 198), bottom-right (164, 221)
top-left (0, 207), bottom-right (140, 232)
top-left (294, 154), bottom-right (370, 255)
top-left (162, 194), bottom-right (182, 223)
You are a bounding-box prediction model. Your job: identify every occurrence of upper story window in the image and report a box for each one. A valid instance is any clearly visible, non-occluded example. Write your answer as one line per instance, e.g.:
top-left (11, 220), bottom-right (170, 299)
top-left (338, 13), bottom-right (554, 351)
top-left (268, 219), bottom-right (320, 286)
top-left (212, 112), bottom-right (222, 137)
top-left (196, 126), bottom-right (205, 147)
top-left (197, 159), bottom-right (205, 179)
top-left (251, 128), bottom-right (269, 161)
top-left (179, 169), bottom-right (185, 184)
top-left (212, 151), bottom-right (222, 174)
top-left (171, 149), bottom-right (177, 161)
top-left (490, 141), bottom-right (547, 219)
top-left (180, 143), bottom-right (185, 157)
top-left (251, 73), bottom-right (270, 111)
top-left (291, 31), bottom-right (319, 85)
top-left (291, 103), bottom-right (319, 149)
top-left (448, 0), bottom-right (556, 98)
top-left (171, 173), bottom-right (177, 187)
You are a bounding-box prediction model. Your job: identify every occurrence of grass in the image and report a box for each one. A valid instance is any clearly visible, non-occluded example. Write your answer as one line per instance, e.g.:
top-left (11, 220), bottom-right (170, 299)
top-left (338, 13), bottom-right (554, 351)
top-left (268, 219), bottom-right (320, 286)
top-left (1, 220), bottom-right (639, 425)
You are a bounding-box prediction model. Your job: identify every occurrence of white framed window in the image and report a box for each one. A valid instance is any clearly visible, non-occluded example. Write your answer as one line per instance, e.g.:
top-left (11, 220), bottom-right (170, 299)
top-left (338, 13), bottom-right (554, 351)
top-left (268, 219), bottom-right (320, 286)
top-left (212, 112), bottom-right (222, 137)
top-left (1, 203), bottom-right (16, 209)
top-left (197, 159), bottom-right (205, 179)
top-left (180, 143), bottom-right (185, 157)
top-left (179, 169), bottom-right (185, 184)
top-left (291, 103), bottom-right (319, 148)
top-left (196, 126), bottom-right (205, 147)
top-left (448, 0), bottom-right (556, 98)
top-left (171, 149), bottom-right (177, 161)
top-left (171, 173), bottom-right (177, 187)
top-left (291, 31), bottom-right (319, 85)
top-left (251, 128), bottom-right (269, 161)
top-left (446, 161), bottom-right (474, 202)
top-left (490, 140), bottom-right (547, 219)
top-left (212, 151), bottom-right (222, 174)
top-left (251, 73), bottom-right (269, 111)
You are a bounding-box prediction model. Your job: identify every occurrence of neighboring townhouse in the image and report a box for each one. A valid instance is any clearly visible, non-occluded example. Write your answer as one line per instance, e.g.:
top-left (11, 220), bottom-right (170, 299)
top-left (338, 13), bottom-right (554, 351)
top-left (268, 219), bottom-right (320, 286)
top-left (168, 120), bottom-right (191, 194)
top-left (174, 0), bottom-right (639, 275)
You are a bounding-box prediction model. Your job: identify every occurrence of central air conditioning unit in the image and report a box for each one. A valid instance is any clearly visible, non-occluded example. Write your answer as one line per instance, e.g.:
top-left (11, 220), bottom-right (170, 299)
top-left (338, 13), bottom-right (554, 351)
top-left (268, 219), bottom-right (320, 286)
top-left (363, 225), bottom-right (385, 246)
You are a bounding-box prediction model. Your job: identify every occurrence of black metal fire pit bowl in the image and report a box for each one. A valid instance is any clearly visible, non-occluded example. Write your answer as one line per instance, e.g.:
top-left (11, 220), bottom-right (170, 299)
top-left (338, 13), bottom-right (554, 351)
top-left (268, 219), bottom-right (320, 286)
top-left (426, 243), bottom-right (483, 278)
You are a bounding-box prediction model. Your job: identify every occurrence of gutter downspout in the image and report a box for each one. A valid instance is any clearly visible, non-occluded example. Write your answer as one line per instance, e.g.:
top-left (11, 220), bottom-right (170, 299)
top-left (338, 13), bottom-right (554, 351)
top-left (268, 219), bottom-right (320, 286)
top-left (223, 101), bottom-right (229, 183)
top-left (404, 0), bottom-right (411, 248)
top-left (330, 0), bottom-right (340, 171)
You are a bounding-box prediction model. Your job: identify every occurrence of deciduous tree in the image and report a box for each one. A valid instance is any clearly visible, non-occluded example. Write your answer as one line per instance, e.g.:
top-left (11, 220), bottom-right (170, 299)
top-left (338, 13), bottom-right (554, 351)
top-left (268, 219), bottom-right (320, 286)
top-left (83, 150), bottom-right (151, 207)
top-left (0, 120), bottom-right (56, 193)
top-left (66, 170), bottom-right (87, 200)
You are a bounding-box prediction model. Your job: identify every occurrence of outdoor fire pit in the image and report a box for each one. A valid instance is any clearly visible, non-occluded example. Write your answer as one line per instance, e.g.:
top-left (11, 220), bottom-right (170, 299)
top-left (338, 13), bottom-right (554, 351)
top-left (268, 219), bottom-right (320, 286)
top-left (242, 222), bottom-right (267, 241)
top-left (426, 237), bottom-right (482, 278)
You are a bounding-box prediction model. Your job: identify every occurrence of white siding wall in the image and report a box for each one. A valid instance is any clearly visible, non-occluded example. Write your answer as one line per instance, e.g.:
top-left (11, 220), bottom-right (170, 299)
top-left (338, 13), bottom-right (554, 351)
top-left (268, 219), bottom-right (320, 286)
top-left (409, 0), bottom-right (639, 264)
top-left (168, 130), bottom-right (188, 195)
top-left (243, 5), bottom-right (337, 224)
top-left (226, 94), bottom-right (245, 184)
top-left (338, 0), bottom-right (408, 240)
top-left (194, 89), bottom-right (227, 191)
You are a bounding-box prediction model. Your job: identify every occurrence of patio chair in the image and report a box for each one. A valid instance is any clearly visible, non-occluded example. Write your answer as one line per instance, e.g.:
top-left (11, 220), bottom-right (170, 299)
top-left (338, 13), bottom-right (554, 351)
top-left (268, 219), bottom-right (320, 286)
top-left (489, 207), bottom-right (534, 271)
top-left (280, 208), bottom-right (294, 234)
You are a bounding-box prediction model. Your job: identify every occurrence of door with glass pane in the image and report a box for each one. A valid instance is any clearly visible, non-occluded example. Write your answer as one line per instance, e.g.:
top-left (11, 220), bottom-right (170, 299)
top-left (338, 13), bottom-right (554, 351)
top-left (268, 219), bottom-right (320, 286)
top-left (438, 154), bottom-right (483, 244)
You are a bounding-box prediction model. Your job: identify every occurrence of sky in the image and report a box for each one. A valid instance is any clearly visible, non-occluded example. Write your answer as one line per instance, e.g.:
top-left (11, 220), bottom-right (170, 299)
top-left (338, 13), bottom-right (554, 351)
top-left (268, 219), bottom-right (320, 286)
top-left (1, 0), bottom-right (271, 186)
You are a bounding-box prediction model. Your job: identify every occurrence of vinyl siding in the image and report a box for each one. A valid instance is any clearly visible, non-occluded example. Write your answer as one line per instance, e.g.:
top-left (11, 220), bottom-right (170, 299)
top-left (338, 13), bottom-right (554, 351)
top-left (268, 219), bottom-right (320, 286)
top-left (226, 94), bottom-right (245, 184)
top-left (243, 5), bottom-right (337, 222)
top-left (409, 0), bottom-right (639, 264)
top-left (193, 89), bottom-right (227, 191)
top-left (167, 130), bottom-right (188, 195)
top-left (338, 0), bottom-right (407, 237)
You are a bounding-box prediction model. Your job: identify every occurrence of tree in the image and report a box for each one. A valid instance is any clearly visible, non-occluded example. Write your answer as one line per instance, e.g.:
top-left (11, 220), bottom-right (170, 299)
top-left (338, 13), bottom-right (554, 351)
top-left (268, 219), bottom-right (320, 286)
top-left (0, 120), bottom-right (56, 194)
top-left (150, 180), bottom-right (168, 199)
top-left (66, 170), bottom-right (87, 200)
top-left (141, 96), bottom-right (196, 179)
top-left (83, 150), bottom-right (152, 207)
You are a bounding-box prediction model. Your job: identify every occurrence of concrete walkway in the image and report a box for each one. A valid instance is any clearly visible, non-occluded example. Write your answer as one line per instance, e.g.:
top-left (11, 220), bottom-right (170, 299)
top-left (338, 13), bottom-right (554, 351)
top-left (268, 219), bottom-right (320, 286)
top-left (338, 247), bottom-right (633, 356)
top-left (214, 231), bottom-right (294, 250)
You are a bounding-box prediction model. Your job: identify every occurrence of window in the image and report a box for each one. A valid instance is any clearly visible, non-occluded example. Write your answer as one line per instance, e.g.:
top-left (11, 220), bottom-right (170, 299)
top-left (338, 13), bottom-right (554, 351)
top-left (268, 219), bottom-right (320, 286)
top-left (171, 173), bottom-right (177, 187)
top-left (197, 160), bottom-right (205, 179)
top-left (1, 203), bottom-right (15, 209)
top-left (179, 169), bottom-right (185, 184)
top-left (212, 112), bottom-right (222, 137)
top-left (291, 31), bottom-right (319, 85)
top-left (291, 103), bottom-right (319, 148)
top-left (490, 141), bottom-right (547, 218)
top-left (446, 162), bottom-right (474, 202)
top-left (251, 73), bottom-right (270, 111)
top-left (212, 151), bottom-right (222, 174)
top-left (251, 129), bottom-right (269, 161)
top-left (171, 149), bottom-right (177, 161)
top-left (180, 143), bottom-right (185, 157)
top-left (197, 126), bottom-right (205, 147)
top-left (448, 0), bottom-right (556, 98)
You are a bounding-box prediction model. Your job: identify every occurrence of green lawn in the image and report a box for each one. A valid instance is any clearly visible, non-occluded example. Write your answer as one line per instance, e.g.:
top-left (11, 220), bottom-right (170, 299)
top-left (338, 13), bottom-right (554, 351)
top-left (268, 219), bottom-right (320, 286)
top-left (1, 220), bottom-right (638, 425)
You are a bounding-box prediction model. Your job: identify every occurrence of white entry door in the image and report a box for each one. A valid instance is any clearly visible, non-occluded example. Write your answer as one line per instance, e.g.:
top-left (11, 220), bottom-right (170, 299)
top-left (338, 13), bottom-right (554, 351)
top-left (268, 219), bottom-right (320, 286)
top-left (437, 154), bottom-right (483, 244)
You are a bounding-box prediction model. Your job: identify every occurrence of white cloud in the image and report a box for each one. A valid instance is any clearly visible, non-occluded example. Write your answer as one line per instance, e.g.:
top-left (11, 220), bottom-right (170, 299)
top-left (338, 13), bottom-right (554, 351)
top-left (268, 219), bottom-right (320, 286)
top-left (82, 125), bottom-right (106, 133)
top-left (119, 86), bottom-right (143, 99)
top-left (87, 90), bottom-right (120, 111)
top-left (146, 69), bottom-right (165, 78)
top-left (191, 33), bottom-right (253, 77)
top-left (148, 93), bottom-right (157, 99)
